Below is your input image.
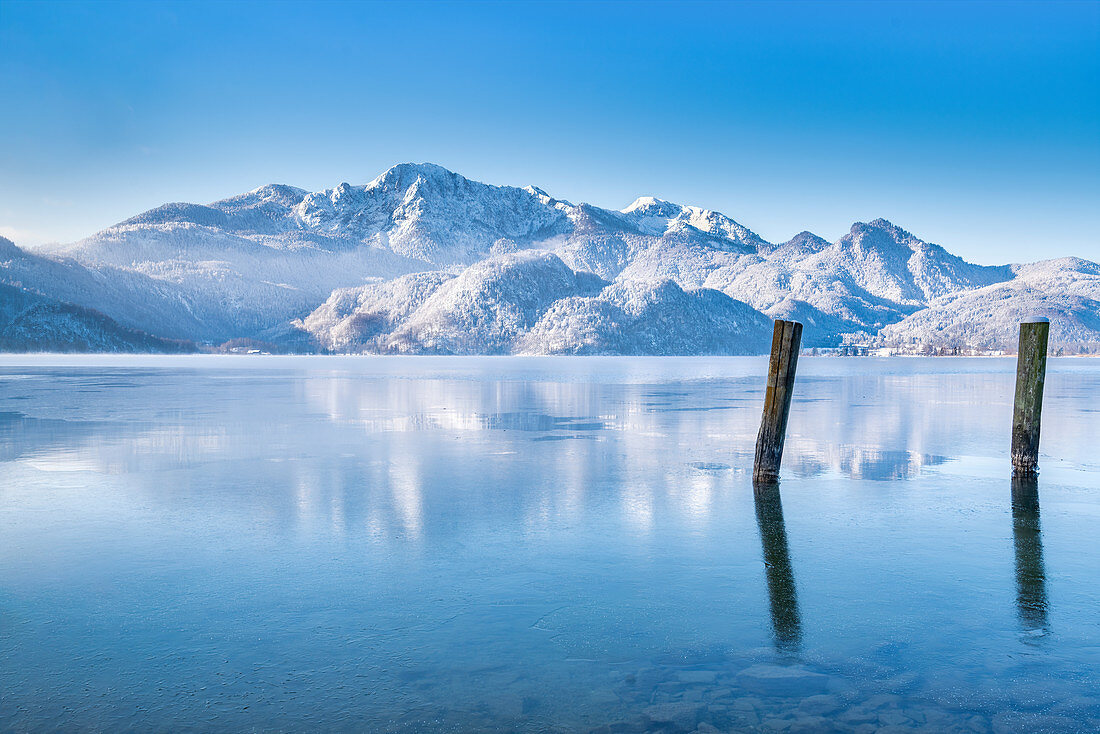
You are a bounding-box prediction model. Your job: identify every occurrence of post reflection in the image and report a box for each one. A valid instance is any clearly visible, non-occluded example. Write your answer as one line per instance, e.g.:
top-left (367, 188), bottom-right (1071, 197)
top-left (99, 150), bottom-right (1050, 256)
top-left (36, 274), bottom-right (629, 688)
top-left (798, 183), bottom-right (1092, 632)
top-left (1010, 477), bottom-right (1049, 633)
top-left (752, 481), bottom-right (802, 654)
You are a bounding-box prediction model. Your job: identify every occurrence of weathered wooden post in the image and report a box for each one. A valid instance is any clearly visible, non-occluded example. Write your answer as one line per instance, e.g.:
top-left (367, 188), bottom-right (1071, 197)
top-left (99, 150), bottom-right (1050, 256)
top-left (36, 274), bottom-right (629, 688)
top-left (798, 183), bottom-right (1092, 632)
top-left (1011, 318), bottom-right (1049, 477)
top-left (753, 320), bottom-right (803, 483)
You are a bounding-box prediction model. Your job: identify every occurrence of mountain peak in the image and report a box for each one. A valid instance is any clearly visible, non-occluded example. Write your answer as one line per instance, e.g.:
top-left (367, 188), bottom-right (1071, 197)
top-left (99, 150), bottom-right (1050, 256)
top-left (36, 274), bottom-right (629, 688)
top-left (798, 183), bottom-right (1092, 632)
top-left (524, 185), bottom-right (550, 198)
top-left (781, 231), bottom-right (830, 252)
top-left (619, 196), bottom-right (763, 251)
top-left (368, 162), bottom-right (463, 191)
top-left (522, 185), bottom-right (571, 207)
top-left (843, 218), bottom-right (921, 248)
top-left (215, 183), bottom-right (308, 212)
top-left (621, 196), bottom-right (680, 216)
top-left (245, 183), bottom-right (308, 199)
top-left (0, 235), bottom-right (23, 258)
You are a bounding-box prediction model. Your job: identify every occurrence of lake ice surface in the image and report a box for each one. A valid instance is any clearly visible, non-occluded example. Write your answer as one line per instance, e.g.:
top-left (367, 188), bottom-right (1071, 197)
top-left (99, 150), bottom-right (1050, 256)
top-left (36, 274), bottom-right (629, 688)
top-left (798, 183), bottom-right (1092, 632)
top-left (1, 356), bottom-right (1098, 733)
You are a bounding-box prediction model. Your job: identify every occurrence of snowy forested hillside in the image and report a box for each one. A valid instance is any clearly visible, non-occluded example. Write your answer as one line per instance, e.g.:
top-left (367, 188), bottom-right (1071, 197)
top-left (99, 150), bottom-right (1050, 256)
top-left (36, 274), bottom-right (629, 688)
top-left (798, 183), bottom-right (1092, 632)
top-left (3, 163), bottom-right (1098, 353)
top-left (879, 258), bottom-right (1100, 351)
top-left (0, 281), bottom-right (193, 353)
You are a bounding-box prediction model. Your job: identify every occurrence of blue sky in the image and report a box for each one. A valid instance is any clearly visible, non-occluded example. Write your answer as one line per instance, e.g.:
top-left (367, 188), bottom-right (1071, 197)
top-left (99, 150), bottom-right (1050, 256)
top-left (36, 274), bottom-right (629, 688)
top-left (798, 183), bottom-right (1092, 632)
top-left (0, 0), bottom-right (1097, 263)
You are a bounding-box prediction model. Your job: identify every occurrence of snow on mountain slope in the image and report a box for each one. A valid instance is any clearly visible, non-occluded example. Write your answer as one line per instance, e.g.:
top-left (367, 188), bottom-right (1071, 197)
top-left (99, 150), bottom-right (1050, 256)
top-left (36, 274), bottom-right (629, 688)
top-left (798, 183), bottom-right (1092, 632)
top-left (295, 252), bottom-right (771, 355)
top-left (36, 164), bottom-right (590, 340)
top-left (292, 163), bottom-right (573, 264)
top-left (389, 251), bottom-right (605, 353)
top-left (298, 251), bottom-right (605, 354)
top-left (120, 184), bottom-right (309, 234)
top-left (31, 163), bottom-right (786, 346)
top-left (45, 221), bottom-right (428, 340)
top-left (547, 204), bottom-right (648, 280)
top-left (299, 270), bottom-right (459, 352)
top-left (0, 236), bottom-right (220, 340)
top-left (609, 235), bottom-right (891, 345)
top-left (0, 281), bottom-right (194, 353)
top-left (763, 231), bottom-right (832, 256)
top-left (619, 196), bottom-right (765, 252)
top-left (762, 297), bottom-right (870, 345)
top-left (7, 163), bottom-right (1098, 353)
top-left (517, 279), bottom-right (772, 355)
top-left (827, 219), bottom-right (1012, 304)
top-left (549, 197), bottom-right (767, 283)
top-left (212, 184), bottom-right (311, 234)
top-left (643, 219), bottom-right (1017, 344)
top-left (880, 257), bottom-right (1100, 350)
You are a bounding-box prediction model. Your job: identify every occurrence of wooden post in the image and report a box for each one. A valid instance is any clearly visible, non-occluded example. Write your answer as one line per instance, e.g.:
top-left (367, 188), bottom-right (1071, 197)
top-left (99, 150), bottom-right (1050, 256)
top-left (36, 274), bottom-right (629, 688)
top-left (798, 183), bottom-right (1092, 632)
top-left (754, 320), bottom-right (803, 483)
top-left (1011, 318), bottom-right (1049, 477)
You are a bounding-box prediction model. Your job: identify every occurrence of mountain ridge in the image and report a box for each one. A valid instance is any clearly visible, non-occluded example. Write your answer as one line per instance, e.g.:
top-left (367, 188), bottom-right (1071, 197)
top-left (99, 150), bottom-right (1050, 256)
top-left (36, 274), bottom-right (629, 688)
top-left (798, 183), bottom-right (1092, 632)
top-left (4, 163), bottom-right (1098, 354)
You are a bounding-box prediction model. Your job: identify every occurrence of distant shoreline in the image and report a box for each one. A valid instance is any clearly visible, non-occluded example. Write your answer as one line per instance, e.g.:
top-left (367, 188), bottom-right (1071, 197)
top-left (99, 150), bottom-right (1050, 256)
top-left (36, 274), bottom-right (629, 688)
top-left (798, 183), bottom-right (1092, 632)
top-left (2, 352), bottom-right (1097, 360)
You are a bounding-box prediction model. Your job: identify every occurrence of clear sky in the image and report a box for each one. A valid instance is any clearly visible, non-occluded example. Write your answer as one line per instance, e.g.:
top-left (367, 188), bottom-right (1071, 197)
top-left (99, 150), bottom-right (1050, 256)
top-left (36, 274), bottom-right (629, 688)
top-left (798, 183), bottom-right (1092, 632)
top-left (1, 0), bottom-right (1097, 264)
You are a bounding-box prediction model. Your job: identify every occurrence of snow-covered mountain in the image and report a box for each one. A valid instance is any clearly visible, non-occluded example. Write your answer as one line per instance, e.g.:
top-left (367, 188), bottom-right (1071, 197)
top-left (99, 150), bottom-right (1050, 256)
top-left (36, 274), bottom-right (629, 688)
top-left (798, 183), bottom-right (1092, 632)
top-left (0, 235), bottom-right (218, 340)
top-left (300, 252), bottom-right (605, 354)
top-left (0, 268), bottom-right (193, 354)
top-left (4, 163), bottom-right (1098, 353)
top-left (880, 257), bottom-right (1100, 351)
top-left (517, 277), bottom-right (773, 355)
top-left (297, 251), bottom-right (772, 355)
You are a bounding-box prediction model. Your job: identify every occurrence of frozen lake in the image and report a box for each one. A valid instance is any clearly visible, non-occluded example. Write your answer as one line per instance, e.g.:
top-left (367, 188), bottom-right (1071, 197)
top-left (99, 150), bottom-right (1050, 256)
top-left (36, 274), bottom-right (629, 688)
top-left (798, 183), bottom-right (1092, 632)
top-left (1, 356), bottom-right (1098, 733)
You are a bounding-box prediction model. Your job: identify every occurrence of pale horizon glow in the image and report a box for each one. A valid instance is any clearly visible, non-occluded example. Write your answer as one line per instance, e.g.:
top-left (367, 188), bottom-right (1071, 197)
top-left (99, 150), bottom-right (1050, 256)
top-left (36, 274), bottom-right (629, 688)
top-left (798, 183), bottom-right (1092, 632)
top-left (1, 0), bottom-right (1098, 265)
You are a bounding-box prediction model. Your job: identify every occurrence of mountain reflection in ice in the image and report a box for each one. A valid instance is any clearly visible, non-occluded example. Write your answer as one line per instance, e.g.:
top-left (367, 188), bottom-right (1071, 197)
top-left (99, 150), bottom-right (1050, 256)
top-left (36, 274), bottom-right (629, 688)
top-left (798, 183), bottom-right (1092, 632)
top-left (3, 357), bottom-right (1095, 486)
top-left (2, 356), bottom-right (1099, 733)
